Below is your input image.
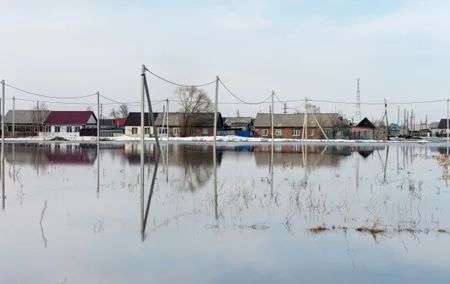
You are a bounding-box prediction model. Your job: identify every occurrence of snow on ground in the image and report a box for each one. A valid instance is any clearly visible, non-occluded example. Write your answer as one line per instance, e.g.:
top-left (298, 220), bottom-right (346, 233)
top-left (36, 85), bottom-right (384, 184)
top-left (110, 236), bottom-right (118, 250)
top-left (1, 134), bottom-right (434, 144)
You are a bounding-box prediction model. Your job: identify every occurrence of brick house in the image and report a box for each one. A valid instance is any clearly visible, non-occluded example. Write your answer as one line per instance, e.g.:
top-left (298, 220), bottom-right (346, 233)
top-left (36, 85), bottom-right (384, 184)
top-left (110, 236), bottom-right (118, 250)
top-left (154, 112), bottom-right (223, 137)
top-left (253, 113), bottom-right (345, 139)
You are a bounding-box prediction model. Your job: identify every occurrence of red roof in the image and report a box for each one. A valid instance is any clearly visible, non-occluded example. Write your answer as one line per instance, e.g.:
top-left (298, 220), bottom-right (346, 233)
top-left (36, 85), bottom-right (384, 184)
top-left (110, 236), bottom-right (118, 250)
top-left (115, 118), bottom-right (126, 127)
top-left (45, 111), bottom-right (96, 125)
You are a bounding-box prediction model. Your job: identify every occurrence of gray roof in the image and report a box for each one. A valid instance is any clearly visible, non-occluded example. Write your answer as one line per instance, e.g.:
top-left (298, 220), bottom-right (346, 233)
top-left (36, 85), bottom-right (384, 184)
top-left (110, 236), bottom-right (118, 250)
top-left (155, 112), bottom-right (222, 127)
top-left (223, 117), bottom-right (253, 127)
top-left (254, 113), bottom-right (342, 128)
top-left (3, 110), bottom-right (50, 124)
top-left (429, 122), bottom-right (439, 129)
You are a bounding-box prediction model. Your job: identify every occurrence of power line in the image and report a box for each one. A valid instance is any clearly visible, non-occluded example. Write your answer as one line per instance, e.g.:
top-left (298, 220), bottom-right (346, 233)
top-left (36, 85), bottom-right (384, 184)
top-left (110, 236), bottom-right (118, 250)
top-left (5, 83), bottom-right (97, 99)
top-left (144, 67), bottom-right (216, 88)
top-left (218, 79), bottom-right (272, 105)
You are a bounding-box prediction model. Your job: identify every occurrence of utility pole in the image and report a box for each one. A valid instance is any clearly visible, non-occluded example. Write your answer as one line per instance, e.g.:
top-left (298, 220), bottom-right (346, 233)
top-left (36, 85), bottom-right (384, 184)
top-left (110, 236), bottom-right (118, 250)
top-left (36, 100), bottom-right (40, 132)
top-left (304, 97), bottom-right (309, 140)
top-left (444, 98), bottom-right (449, 145)
top-left (1, 79), bottom-right (3, 211)
top-left (140, 65), bottom-right (145, 233)
top-left (397, 106), bottom-right (400, 125)
top-left (271, 91), bottom-right (274, 147)
top-left (1, 79), bottom-right (4, 152)
top-left (283, 103), bottom-right (287, 114)
top-left (12, 96), bottom-right (15, 138)
top-left (214, 76), bottom-right (219, 149)
top-left (385, 99), bottom-right (389, 140)
top-left (355, 78), bottom-right (361, 122)
top-left (166, 98), bottom-right (169, 140)
top-left (410, 109), bottom-right (413, 132)
top-left (97, 91), bottom-right (100, 143)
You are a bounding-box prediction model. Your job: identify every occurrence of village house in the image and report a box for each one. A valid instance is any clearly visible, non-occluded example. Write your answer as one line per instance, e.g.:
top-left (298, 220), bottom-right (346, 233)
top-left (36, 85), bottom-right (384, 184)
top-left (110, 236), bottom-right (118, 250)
top-left (40, 111), bottom-right (97, 139)
top-left (3, 109), bottom-right (50, 137)
top-left (99, 118), bottom-right (125, 137)
top-left (253, 113), bottom-right (345, 139)
top-left (154, 112), bottom-right (223, 137)
top-left (124, 112), bottom-right (159, 137)
top-left (351, 117), bottom-right (377, 140)
top-left (222, 116), bottom-right (253, 137)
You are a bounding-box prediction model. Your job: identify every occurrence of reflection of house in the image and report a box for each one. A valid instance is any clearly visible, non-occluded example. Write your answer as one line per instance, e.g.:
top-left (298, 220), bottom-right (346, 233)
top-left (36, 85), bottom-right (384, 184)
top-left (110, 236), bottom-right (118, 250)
top-left (4, 143), bottom-right (97, 166)
top-left (253, 144), bottom-right (351, 168)
top-left (40, 111), bottom-right (97, 139)
top-left (351, 117), bottom-right (376, 140)
top-left (253, 113), bottom-right (344, 139)
top-left (124, 112), bottom-right (159, 137)
top-left (122, 143), bottom-right (223, 166)
top-left (154, 112), bottom-right (223, 137)
top-left (3, 110), bottom-right (50, 137)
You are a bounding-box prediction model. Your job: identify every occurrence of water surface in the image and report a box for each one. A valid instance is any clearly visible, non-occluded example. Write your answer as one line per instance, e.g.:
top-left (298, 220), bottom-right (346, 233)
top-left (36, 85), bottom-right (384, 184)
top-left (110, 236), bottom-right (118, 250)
top-left (0, 143), bottom-right (449, 283)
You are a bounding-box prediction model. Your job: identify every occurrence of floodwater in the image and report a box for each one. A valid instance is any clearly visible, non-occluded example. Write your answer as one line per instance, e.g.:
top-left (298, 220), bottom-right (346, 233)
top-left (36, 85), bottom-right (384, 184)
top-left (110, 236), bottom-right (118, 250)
top-left (1, 142), bottom-right (450, 283)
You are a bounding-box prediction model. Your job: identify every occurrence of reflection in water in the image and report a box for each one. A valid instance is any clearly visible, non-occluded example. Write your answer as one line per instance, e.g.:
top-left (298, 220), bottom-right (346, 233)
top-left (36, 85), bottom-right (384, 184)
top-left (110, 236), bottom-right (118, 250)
top-left (2, 142), bottom-right (450, 283)
top-left (4, 143), bottom-right (98, 168)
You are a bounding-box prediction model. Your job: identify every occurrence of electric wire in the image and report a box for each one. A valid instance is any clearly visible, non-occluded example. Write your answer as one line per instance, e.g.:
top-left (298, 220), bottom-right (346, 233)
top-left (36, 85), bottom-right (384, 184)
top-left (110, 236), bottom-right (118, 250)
top-left (144, 67), bottom-right (216, 88)
top-left (218, 78), bottom-right (272, 105)
top-left (5, 83), bottom-right (97, 99)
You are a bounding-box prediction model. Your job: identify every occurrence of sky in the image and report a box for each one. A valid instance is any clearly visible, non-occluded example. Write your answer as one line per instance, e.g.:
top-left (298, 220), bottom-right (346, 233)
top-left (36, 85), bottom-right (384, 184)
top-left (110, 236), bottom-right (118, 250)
top-left (1, 0), bottom-right (450, 123)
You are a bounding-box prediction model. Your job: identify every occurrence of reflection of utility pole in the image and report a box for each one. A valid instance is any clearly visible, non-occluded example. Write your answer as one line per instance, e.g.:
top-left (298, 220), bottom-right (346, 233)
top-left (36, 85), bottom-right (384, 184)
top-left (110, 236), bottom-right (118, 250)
top-left (355, 151), bottom-right (360, 189)
top-left (383, 146), bottom-right (389, 183)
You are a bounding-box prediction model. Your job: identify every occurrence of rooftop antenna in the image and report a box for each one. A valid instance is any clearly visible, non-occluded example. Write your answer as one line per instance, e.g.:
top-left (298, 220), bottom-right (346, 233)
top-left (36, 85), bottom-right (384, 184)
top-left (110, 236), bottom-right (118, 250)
top-left (355, 78), bottom-right (361, 122)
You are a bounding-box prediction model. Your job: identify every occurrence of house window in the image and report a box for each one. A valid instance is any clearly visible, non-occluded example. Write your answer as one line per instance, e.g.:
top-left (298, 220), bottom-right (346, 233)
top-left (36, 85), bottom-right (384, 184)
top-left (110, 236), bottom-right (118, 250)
top-left (291, 129), bottom-right (300, 136)
top-left (261, 129), bottom-right (268, 136)
top-left (74, 126), bottom-right (81, 132)
top-left (144, 128), bottom-right (150, 135)
top-left (67, 126), bottom-right (72, 133)
top-left (45, 126), bottom-right (51, 132)
top-left (201, 128), bottom-right (208, 136)
top-left (132, 127), bottom-right (138, 135)
top-left (275, 129), bottom-right (282, 136)
top-left (190, 128), bottom-right (196, 136)
top-left (55, 126), bottom-right (60, 133)
top-left (173, 128), bottom-right (179, 136)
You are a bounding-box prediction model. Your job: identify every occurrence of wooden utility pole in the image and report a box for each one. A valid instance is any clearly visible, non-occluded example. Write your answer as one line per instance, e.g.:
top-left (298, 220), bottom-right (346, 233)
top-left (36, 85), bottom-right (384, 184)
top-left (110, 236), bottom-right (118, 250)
top-left (12, 96), bottom-right (15, 138)
top-left (385, 99), bottom-right (389, 140)
top-left (271, 91), bottom-right (274, 147)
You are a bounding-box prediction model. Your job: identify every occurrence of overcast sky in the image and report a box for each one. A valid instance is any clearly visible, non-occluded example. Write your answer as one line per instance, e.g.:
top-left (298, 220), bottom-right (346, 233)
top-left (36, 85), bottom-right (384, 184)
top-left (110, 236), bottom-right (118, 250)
top-left (2, 0), bottom-right (450, 123)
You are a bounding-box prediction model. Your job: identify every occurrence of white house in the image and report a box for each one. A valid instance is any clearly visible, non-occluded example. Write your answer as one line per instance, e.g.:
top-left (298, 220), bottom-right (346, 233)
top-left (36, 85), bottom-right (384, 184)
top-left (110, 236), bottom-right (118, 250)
top-left (40, 111), bottom-right (97, 139)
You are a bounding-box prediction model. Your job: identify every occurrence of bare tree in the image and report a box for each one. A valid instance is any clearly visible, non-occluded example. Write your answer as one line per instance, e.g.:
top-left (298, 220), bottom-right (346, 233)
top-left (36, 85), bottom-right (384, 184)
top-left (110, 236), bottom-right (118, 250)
top-left (110, 108), bottom-right (119, 119)
top-left (86, 106), bottom-right (93, 111)
top-left (306, 103), bottom-right (320, 113)
top-left (177, 86), bottom-right (213, 136)
top-left (31, 103), bottom-right (49, 132)
top-left (118, 104), bottom-right (129, 118)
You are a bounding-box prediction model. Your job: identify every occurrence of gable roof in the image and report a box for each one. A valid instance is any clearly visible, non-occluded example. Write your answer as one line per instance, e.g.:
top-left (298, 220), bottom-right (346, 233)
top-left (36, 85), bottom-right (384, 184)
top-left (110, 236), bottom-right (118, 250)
top-left (223, 117), bottom-right (253, 128)
top-left (3, 110), bottom-right (51, 124)
top-left (355, 117), bottom-right (376, 129)
top-left (154, 112), bottom-right (223, 127)
top-left (45, 111), bottom-right (96, 125)
top-left (438, 119), bottom-right (450, 129)
top-left (124, 112), bottom-right (159, 127)
top-left (100, 119), bottom-right (116, 127)
top-left (254, 113), bottom-right (341, 128)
